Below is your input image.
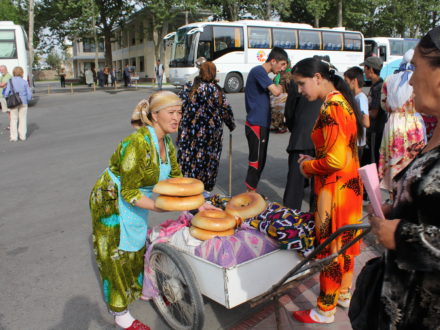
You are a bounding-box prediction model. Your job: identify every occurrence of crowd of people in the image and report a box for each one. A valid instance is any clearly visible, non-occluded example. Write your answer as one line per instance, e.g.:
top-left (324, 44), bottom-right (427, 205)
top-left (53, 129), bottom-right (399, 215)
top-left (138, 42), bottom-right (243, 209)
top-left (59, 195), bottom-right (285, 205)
top-left (84, 64), bottom-right (117, 88)
top-left (85, 26), bottom-right (440, 330)
top-left (83, 60), bottom-right (165, 90)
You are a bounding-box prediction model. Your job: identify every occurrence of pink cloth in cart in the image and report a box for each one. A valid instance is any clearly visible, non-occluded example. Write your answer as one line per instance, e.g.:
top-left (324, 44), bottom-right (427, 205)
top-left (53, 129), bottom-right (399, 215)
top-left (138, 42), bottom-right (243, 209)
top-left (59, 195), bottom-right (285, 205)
top-left (194, 228), bottom-right (279, 268)
top-left (142, 213), bottom-right (192, 299)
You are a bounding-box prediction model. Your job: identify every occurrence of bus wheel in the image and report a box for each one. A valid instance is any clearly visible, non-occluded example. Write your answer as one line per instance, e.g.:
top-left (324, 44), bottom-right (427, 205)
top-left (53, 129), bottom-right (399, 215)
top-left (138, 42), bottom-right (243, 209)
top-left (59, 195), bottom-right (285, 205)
top-left (224, 73), bottom-right (243, 93)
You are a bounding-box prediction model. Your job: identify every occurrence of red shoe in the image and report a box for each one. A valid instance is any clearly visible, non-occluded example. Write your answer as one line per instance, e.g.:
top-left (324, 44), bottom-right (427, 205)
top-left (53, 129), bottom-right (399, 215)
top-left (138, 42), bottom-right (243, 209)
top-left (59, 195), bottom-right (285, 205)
top-left (292, 309), bottom-right (334, 324)
top-left (126, 320), bottom-right (151, 330)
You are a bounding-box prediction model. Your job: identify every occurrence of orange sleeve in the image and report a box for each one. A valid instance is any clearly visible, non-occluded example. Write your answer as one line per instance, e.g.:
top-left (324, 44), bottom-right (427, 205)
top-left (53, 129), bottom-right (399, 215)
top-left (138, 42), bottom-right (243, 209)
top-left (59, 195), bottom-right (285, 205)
top-left (302, 102), bottom-right (348, 176)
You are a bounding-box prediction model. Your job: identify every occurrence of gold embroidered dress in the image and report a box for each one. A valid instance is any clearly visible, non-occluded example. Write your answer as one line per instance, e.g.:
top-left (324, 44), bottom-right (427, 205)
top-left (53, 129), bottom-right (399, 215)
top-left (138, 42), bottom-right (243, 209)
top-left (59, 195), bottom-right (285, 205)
top-left (89, 126), bottom-right (181, 313)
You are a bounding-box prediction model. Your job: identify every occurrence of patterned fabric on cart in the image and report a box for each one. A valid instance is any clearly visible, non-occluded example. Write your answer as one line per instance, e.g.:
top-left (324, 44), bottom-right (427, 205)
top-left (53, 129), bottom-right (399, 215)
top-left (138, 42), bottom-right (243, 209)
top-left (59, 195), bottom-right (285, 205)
top-left (246, 202), bottom-right (315, 256)
top-left (194, 228), bottom-right (279, 268)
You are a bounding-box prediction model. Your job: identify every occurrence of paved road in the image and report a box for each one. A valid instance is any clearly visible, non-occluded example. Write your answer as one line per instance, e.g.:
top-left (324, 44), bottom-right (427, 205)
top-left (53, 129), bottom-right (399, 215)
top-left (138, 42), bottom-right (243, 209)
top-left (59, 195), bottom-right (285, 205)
top-left (0, 87), bottom-right (301, 330)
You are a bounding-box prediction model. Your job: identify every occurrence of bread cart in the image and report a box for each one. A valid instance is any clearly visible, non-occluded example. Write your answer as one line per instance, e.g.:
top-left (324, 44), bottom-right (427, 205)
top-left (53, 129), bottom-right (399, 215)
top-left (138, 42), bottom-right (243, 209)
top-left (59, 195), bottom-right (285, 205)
top-left (147, 218), bottom-right (370, 330)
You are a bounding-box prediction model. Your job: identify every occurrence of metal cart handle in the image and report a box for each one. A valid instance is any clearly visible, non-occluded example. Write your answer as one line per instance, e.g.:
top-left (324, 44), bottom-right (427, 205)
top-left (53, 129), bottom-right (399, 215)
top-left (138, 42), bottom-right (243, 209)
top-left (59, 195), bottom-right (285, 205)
top-left (271, 216), bottom-right (371, 294)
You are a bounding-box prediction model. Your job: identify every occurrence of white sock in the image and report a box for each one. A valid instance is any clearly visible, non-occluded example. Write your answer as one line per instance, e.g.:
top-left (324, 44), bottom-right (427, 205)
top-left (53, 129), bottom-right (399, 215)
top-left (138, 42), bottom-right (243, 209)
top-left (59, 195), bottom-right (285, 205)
top-left (115, 311), bottom-right (135, 328)
top-left (309, 308), bottom-right (335, 323)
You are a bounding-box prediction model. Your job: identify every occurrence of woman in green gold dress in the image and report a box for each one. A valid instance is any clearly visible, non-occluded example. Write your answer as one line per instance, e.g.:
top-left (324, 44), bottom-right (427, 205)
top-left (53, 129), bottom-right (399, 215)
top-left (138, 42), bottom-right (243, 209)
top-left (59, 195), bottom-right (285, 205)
top-left (90, 91), bottom-right (210, 329)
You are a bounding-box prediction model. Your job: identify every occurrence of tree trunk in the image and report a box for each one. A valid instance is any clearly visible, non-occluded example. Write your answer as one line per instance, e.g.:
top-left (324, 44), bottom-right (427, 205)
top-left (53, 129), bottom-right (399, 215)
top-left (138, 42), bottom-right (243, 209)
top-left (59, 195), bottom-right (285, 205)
top-left (159, 21), bottom-right (169, 62)
top-left (315, 16), bottom-right (319, 28)
top-left (28, 0), bottom-right (34, 84)
top-left (337, 0), bottom-right (343, 27)
top-left (266, 0), bottom-right (271, 20)
top-left (226, 2), bottom-right (239, 21)
top-left (91, 0), bottom-right (99, 70)
top-left (103, 29), bottom-right (113, 66)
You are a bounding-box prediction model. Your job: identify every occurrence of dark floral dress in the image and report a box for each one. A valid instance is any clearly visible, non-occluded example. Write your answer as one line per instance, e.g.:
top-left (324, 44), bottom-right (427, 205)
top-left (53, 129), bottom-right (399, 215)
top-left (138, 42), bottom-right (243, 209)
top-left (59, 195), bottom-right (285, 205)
top-left (177, 81), bottom-right (235, 191)
top-left (378, 145), bottom-right (440, 329)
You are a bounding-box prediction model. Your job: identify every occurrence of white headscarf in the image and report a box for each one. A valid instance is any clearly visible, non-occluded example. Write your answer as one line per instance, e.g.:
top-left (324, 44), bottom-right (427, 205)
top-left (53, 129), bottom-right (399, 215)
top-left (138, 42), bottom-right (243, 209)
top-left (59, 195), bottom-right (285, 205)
top-left (385, 49), bottom-right (414, 111)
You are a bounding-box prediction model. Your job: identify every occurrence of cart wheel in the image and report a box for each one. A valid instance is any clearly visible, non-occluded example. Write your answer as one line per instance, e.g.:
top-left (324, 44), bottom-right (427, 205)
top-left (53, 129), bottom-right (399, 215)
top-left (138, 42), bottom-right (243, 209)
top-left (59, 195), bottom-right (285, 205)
top-left (149, 243), bottom-right (204, 330)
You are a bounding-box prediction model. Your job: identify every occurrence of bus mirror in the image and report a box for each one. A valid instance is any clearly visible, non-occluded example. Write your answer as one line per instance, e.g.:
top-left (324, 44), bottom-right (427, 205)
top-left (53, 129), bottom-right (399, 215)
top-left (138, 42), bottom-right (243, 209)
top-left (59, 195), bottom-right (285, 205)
top-left (187, 27), bottom-right (203, 35)
top-left (163, 32), bottom-right (176, 40)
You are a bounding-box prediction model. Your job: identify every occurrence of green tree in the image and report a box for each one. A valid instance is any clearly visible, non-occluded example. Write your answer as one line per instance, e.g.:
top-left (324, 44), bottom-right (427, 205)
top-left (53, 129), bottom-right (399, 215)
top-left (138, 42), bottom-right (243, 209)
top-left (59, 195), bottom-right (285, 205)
top-left (279, 0), bottom-right (316, 26)
top-left (305, 0), bottom-right (330, 27)
top-left (36, 0), bottom-right (135, 65)
top-left (136, 0), bottom-right (200, 61)
top-left (45, 50), bottom-right (62, 69)
top-left (0, 0), bottom-right (27, 26)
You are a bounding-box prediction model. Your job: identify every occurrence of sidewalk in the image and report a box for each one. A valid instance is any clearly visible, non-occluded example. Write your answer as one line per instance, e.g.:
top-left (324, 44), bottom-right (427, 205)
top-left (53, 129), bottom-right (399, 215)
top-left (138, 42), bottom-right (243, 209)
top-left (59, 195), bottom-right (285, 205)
top-left (33, 82), bottom-right (177, 95)
top-left (230, 234), bottom-right (381, 330)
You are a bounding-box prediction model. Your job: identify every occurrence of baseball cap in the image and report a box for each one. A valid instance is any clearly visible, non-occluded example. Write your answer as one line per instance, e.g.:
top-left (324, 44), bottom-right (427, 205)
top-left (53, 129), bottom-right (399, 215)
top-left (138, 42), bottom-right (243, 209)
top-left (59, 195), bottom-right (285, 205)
top-left (360, 56), bottom-right (383, 71)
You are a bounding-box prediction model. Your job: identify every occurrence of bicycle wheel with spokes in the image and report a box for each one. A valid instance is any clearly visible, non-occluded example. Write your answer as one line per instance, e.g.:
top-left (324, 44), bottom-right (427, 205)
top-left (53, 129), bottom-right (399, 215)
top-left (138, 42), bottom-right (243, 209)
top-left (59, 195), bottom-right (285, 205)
top-left (150, 243), bottom-right (204, 330)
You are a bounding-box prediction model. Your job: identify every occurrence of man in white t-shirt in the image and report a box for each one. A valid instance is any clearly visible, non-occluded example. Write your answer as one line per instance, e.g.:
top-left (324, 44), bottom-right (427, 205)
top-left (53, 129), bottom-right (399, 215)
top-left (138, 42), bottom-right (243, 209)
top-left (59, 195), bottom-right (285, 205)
top-left (154, 59), bottom-right (164, 90)
top-left (344, 66), bottom-right (370, 160)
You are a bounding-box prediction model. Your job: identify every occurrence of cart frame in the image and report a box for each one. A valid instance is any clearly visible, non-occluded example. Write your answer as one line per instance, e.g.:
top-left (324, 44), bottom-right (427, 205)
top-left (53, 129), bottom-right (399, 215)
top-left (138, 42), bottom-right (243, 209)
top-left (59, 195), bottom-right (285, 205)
top-left (148, 218), bottom-right (371, 330)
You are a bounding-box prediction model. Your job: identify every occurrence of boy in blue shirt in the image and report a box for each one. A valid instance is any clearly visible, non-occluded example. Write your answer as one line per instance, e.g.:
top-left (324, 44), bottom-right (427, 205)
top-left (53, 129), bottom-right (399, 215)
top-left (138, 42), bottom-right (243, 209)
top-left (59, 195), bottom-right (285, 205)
top-left (344, 66), bottom-right (370, 161)
top-left (245, 47), bottom-right (288, 191)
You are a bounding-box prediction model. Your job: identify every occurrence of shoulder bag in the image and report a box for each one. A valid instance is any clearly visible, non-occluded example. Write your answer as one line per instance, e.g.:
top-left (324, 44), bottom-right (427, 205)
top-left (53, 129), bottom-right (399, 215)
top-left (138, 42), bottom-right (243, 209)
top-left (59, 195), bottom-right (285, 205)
top-left (348, 255), bottom-right (385, 330)
top-left (6, 79), bottom-right (23, 109)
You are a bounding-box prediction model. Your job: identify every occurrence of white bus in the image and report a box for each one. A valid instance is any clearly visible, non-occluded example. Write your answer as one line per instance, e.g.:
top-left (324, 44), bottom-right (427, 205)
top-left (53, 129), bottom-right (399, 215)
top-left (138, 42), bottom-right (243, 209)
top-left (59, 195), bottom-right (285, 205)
top-left (0, 21), bottom-right (31, 84)
top-left (167, 20), bottom-right (364, 93)
top-left (364, 37), bottom-right (419, 79)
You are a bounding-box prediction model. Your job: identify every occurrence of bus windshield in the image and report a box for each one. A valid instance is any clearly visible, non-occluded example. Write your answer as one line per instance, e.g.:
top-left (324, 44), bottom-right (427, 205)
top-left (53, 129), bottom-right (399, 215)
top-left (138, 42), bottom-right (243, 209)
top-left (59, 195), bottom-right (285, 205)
top-left (169, 27), bottom-right (197, 68)
top-left (0, 30), bottom-right (17, 59)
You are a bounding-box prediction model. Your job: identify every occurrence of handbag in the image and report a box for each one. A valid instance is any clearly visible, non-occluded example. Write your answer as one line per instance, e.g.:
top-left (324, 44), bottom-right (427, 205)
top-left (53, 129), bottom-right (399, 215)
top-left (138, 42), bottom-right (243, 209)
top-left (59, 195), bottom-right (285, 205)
top-left (6, 79), bottom-right (23, 109)
top-left (348, 255), bottom-right (385, 330)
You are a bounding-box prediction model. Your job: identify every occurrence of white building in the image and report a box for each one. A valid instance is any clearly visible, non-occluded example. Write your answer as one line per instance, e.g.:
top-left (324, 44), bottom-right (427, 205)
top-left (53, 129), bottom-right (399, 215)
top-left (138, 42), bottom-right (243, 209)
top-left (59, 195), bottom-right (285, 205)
top-left (70, 8), bottom-right (210, 82)
top-left (71, 37), bottom-right (105, 79)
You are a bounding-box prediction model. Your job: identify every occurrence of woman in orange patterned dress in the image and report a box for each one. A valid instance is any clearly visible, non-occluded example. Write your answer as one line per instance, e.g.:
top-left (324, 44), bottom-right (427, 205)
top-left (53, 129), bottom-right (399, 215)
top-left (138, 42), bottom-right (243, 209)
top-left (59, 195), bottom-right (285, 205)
top-left (291, 57), bottom-right (364, 324)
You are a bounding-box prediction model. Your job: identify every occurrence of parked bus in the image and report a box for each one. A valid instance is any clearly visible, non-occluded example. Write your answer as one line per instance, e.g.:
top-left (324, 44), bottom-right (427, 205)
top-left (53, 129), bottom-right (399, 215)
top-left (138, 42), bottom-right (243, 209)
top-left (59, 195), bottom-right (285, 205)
top-left (0, 21), bottom-right (31, 84)
top-left (364, 37), bottom-right (419, 79)
top-left (167, 20), bottom-right (364, 93)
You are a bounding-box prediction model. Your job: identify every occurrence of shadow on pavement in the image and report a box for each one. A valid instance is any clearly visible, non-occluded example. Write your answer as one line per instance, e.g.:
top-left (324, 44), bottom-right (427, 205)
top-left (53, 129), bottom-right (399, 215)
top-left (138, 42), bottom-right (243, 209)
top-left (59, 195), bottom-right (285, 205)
top-left (27, 123), bottom-right (39, 138)
top-left (48, 296), bottom-right (111, 330)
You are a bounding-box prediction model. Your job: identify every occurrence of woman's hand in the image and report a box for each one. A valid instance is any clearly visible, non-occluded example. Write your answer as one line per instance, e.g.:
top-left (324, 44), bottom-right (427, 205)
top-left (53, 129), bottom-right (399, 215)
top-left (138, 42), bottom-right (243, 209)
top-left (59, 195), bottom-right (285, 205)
top-left (298, 154), bottom-right (314, 179)
top-left (198, 202), bottom-right (221, 212)
top-left (134, 195), bottom-right (166, 212)
top-left (368, 215), bottom-right (400, 250)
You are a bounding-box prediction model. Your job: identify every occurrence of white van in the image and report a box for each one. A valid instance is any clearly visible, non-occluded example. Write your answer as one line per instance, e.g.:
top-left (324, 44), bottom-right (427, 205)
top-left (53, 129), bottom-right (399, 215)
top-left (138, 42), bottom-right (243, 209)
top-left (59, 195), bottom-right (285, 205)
top-left (0, 21), bottom-right (31, 84)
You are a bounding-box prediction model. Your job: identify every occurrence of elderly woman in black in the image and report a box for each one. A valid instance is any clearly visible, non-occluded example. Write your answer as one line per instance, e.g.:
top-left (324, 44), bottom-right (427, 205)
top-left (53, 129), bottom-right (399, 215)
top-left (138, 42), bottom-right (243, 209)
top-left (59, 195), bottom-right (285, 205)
top-left (365, 27), bottom-right (440, 329)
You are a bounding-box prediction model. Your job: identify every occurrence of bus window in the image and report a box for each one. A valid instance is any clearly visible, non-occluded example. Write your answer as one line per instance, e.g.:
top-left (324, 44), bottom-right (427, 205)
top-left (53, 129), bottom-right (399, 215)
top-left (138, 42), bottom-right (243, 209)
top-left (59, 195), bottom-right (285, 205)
top-left (213, 26), bottom-right (244, 59)
top-left (364, 40), bottom-right (378, 58)
top-left (272, 28), bottom-right (297, 49)
top-left (390, 39), bottom-right (403, 55)
top-left (298, 30), bottom-right (320, 50)
top-left (403, 39), bottom-right (418, 53)
top-left (0, 30), bottom-right (17, 59)
top-left (344, 33), bottom-right (362, 51)
top-left (389, 39), bottom-right (418, 56)
top-left (248, 27), bottom-right (271, 49)
top-left (322, 31), bottom-right (342, 51)
top-left (198, 26), bottom-right (213, 60)
top-left (197, 41), bottom-right (212, 60)
top-left (379, 45), bottom-right (387, 62)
